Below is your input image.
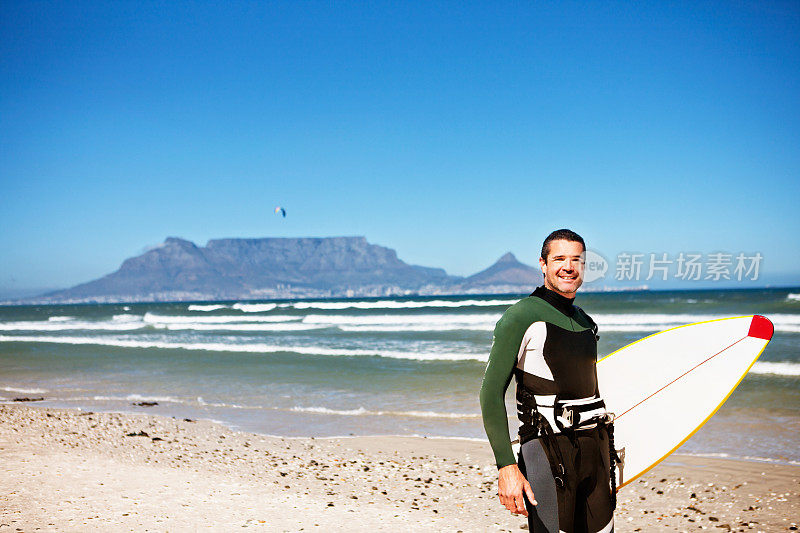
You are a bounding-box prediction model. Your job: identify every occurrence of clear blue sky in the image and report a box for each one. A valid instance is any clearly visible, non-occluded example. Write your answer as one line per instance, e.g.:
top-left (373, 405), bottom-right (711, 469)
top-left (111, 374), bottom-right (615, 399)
top-left (1, 1), bottom-right (798, 293)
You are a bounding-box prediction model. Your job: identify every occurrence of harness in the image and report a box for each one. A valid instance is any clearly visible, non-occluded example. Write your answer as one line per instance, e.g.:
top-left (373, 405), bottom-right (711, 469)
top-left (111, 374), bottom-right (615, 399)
top-left (516, 385), bottom-right (624, 507)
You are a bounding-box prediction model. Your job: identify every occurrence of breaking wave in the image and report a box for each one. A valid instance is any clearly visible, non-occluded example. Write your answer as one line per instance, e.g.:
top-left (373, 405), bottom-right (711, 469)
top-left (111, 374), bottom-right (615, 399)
top-left (0, 335), bottom-right (479, 361)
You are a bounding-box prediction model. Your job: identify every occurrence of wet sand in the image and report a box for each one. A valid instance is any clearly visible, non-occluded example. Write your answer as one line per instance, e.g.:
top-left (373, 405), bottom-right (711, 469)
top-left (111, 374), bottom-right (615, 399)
top-left (1, 404), bottom-right (798, 532)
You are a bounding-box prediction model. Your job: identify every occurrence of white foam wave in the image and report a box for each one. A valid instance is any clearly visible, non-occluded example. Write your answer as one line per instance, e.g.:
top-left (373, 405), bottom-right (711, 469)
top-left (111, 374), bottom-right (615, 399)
top-left (290, 406), bottom-right (480, 418)
top-left (187, 304), bottom-right (229, 311)
top-left (0, 320), bottom-right (146, 331)
top-left (282, 298), bottom-right (518, 310)
top-left (232, 303), bottom-right (277, 312)
top-left (112, 314), bottom-right (142, 322)
top-left (303, 313), bottom-right (498, 325)
top-left (48, 316), bottom-right (74, 322)
top-left (154, 322), bottom-right (329, 332)
top-left (7, 312), bottom-right (800, 336)
top-left (594, 313), bottom-right (720, 326)
top-left (196, 397), bottom-right (259, 409)
top-left (338, 324), bottom-right (495, 332)
top-left (1, 386), bottom-right (48, 394)
top-left (0, 335), bottom-right (481, 361)
top-left (92, 394), bottom-right (184, 403)
top-left (20, 310), bottom-right (502, 333)
top-left (303, 313), bottom-right (499, 332)
top-left (143, 312), bottom-right (298, 324)
top-left (749, 361), bottom-right (800, 376)
top-left (308, 312), bottom-right (800, 334)
top-left (787, 293), bottom-right (800, 301)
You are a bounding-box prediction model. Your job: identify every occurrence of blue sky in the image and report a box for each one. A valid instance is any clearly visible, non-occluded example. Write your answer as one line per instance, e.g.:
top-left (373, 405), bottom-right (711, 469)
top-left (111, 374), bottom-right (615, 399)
top-left (1, 1), bottom-right (798, 293)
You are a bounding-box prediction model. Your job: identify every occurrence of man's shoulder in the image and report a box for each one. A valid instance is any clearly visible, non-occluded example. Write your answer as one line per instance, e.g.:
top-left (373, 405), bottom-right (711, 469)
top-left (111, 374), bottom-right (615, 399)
top-left (498, 294), bottom-right (595, 332)
top-left (498, 295), bottom-right (553, 325)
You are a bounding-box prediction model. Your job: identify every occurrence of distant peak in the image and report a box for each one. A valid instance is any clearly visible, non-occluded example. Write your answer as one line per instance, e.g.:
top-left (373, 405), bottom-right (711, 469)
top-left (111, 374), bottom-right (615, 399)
top-left (497, 252), bottom-right (518, 263)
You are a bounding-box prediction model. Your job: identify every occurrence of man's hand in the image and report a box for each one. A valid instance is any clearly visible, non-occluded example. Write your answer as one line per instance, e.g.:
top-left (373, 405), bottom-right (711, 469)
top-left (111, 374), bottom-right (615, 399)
top-left (498, 463), bottom-right (537, 516)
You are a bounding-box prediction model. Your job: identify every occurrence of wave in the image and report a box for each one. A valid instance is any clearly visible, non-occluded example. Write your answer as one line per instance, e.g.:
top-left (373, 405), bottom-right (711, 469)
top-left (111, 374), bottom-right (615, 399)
top-left (36, 394), bottom-right (261, 411)
top-left (290, 406), bottom-right (481, 419)
top-left (112, 314), bottom-right (141, 322)
top-left (749, 361), bottom-right (800, 376)
top-left (142, 312), bottom-right (298, 324)
top-left (309, 312), bottom-right (800, 333)
top-left (232, 303), bottom-right (277, 312)
top-left (196, 397), bottom-right (261, 410)
top-left (3, 312), bottom-right (497, 333)
top-left (5, 312), bottom-right (800, 336)
top-left (92, 393), bottom-right (185, 403)
top-left (48, 316), bottom-right (74, 322)
top-left (338, 324), bottom-right (494, 332)
top-left (303, 313), bottom-right (497, 325)
top-left (187, 304), bottom-right (229, 311)
top-left (787, 293), bottom-right (800, 302)
top-left (1, 314), bottom-right (496, 333)
top-left (0, 320), bottom-right (147, 331)
top-left (1, 385), bottom-right (48, 394)
top-left (303, 313), bottom-right (497, 331)
top-left (280, 298), bottom-right (518, 310)
top-left (0, 335), bottom-right (480, 360)
top-left (31, 393), bottom-right (483, 419)
top-left (153, 322), bottom-right (329, 332)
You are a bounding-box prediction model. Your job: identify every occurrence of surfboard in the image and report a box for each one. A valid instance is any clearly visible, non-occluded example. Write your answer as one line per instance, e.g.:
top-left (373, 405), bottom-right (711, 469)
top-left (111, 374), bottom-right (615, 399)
top-left (595, 315), bottom-right (773, 489)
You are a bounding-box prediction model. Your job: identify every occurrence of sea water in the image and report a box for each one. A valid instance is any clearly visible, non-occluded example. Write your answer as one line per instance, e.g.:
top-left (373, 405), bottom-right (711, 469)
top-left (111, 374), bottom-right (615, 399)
top-left (1, 288), bottom-right (798, 463)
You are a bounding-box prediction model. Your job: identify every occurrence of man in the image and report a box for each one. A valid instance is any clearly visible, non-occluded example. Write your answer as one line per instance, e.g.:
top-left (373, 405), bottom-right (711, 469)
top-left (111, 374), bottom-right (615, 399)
top-left (479, 229), bottom-right (614, 533)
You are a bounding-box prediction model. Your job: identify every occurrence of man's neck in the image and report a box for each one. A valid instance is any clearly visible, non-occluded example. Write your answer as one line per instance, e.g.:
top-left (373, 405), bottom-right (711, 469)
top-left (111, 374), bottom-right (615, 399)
top-left (531, 285), bottom-right (576, 316)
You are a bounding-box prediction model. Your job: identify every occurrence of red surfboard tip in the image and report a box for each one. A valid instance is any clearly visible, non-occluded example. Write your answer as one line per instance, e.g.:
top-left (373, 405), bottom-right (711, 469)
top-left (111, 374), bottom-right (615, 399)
top-left (748, 315), bottom-right (773, 341)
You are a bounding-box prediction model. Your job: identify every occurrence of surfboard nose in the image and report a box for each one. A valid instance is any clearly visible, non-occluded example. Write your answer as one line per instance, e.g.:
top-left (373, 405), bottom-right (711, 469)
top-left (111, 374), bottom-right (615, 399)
top-left (748, 315), bottom-right (773, 340)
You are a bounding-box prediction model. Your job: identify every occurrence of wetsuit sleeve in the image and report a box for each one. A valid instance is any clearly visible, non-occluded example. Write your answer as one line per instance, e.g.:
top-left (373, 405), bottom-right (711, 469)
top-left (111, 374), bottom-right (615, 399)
top-left (480, 311), bottom-right (526, 469)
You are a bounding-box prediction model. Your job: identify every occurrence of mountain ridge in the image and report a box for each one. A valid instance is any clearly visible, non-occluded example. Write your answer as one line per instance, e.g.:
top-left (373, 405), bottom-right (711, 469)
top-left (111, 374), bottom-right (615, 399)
top-left (25, 236), bottom-right (543, 303)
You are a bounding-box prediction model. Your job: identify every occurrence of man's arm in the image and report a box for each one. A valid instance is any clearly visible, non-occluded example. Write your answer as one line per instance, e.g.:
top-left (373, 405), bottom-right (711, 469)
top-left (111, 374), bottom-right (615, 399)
top-left (479, 312), bottom-right (520, 469)
top-left (480, 309), bottom-right (537, 515)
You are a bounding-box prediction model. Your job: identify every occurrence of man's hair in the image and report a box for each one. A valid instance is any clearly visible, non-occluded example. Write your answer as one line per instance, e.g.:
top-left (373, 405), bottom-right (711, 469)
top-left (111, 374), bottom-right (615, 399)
top-left (541, 229), bottom-right (585, 261)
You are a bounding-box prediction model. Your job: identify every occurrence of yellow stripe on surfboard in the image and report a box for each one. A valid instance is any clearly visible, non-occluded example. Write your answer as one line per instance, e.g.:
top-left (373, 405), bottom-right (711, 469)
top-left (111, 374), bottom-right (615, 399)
top-left (597, 315), bottom-right (754, 364)
top-left (605, 315), bottom-right (768, 489)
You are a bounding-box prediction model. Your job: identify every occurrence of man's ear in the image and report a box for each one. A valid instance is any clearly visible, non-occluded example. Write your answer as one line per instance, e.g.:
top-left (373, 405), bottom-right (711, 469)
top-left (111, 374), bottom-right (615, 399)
top-left (539, 257), bottom-right (547, 275)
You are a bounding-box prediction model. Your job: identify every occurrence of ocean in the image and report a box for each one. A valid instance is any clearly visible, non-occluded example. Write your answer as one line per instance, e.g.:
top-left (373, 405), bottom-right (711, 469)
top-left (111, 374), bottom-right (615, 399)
top-left (1, 288), bottom-right (798, 464)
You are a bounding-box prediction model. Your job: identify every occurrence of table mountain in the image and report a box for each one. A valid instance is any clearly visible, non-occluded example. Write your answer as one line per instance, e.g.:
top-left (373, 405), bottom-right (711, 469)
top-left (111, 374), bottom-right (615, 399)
top-left (37, 236), bottom-right (458, 303)
top-left (25, 237), bottom-right (543, 303)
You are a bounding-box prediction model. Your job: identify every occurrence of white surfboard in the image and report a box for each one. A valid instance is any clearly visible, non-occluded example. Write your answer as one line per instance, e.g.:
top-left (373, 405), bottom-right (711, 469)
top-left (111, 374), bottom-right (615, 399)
top-left (596, 315), bottom-right (773, 488)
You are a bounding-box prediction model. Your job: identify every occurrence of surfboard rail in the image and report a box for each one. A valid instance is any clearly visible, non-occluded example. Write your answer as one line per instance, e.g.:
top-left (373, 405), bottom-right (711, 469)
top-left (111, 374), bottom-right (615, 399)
top-left (596, 315), bottom-right (773, 490)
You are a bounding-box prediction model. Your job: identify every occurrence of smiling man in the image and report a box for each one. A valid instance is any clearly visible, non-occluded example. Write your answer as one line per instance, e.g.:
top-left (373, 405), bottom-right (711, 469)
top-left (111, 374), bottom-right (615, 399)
top-left (480, 229), bottom-right (614, 533)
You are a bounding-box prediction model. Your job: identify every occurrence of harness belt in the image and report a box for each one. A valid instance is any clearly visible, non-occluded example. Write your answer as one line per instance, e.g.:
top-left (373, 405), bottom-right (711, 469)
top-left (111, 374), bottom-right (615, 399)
top-left (516, 387), bottom-right (608, 435)
top-left (516, 385), bottom-right (624, 508)
top-left (554, 396), bottom-right (608, 432)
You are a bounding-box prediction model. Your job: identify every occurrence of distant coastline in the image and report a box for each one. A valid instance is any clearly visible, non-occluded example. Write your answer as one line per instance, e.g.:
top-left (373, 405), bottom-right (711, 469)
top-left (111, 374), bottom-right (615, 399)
top-left (6, 284), bottom-right (800, 307)
top-left (6, 235), bottom-right (795, 306)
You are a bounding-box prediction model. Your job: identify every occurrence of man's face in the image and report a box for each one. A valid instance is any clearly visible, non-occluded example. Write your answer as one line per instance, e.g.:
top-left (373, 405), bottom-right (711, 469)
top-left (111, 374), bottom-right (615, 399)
top-left (539, 239), bottom-right (585, 298)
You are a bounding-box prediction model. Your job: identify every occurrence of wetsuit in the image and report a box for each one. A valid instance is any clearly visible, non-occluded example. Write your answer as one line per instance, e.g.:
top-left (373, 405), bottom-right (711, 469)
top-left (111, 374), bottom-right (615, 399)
top-left (480, 286), bottom-right (614, 533)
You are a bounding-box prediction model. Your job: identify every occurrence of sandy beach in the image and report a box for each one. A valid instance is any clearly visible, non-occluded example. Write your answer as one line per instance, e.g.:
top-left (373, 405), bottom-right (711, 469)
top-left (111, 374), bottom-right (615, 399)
top-left (1, 404), bottom-right (798, 532)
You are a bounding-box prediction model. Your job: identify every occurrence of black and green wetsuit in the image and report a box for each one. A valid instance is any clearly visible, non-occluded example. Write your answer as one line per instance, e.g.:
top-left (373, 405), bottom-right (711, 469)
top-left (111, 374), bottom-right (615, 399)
top-left (480, 286), bottom-right (614, 533)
